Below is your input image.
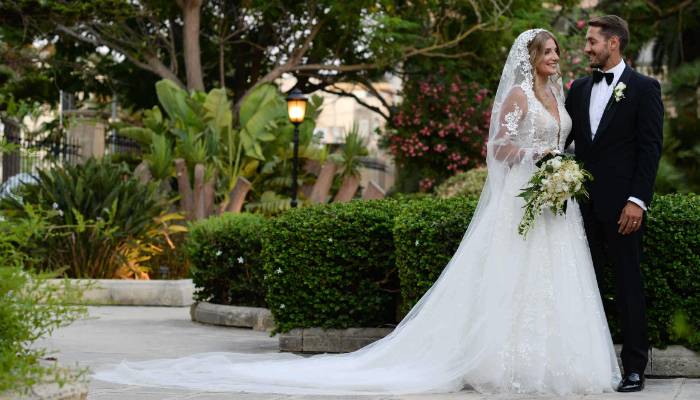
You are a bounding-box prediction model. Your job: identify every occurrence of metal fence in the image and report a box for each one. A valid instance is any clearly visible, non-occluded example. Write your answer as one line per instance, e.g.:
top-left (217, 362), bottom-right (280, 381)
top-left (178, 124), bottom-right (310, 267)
top-left (105, 133), bottom-right (141, 156)
top-left (1, 119), bottom-right (82, 183)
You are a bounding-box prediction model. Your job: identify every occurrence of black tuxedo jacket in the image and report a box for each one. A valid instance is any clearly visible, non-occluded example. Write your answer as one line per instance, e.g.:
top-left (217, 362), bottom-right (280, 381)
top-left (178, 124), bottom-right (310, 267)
top-left (564, 66), bottom-right (663, 221)
top-left (566, 66), bottom-right (664, 221)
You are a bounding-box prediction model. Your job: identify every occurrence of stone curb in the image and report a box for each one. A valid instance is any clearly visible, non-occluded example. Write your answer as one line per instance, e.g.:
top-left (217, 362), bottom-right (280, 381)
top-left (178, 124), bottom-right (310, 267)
top-left (279, 329), bottom-right (700, 377)
top-left (190, 301), bottom-right (275, 331)
top-left (279, 327), bottom-right (394, 353)
top-left (650, 346), bottom-right (700, 377)
top-left (46, 279), bottom-right (194, 306)
top-left (612, 345), bottom-right (700, 377)
top-left (1, 383), bottom-right (88, 400)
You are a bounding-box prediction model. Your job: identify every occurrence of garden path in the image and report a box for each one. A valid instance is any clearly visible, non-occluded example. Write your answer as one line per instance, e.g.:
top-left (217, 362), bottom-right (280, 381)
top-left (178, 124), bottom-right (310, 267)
top-left (40, 306), bottom-right (699, 400)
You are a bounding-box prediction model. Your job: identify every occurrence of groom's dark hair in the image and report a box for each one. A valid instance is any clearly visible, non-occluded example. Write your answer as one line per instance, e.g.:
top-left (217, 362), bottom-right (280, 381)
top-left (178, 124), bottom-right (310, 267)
top-left (588, 15), bottom-right (629, 53)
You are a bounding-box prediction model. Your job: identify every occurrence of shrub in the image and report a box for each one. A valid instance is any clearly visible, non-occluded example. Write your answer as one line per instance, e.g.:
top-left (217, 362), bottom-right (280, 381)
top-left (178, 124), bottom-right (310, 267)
top-left (394, 194), bottom-right (700, 351)
top-left (262, 200), bottom-right (400, 333)
top-left (434, 167), bottom-right (487, 198)
top-left (0, 158), bottom-right (184, 278)
top-left (382, 73), bottom-right (491, 192)
top-left (121, 81), bottom-right (325, 219)
top-left (186, 213), bottom-right (269, 306)
top-left (658, 60), bottom-right (700, 193)
top-left (393, 196), bottom-right (479, 315)
top-left (634, 194), bottom-right (699, 350)
top-left (0, 204), bottom-right (87, 395)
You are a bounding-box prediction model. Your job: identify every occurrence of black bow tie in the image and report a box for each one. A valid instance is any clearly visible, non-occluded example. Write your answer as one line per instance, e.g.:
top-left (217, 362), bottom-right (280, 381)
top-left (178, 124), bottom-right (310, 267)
top-left (592, 70), bottom-right (614, 85)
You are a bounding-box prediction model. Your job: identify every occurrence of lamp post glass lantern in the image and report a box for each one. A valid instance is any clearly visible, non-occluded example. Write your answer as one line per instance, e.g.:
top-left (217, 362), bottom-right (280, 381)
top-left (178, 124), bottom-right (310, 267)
top-left (286, 88), bottom-right (308, 208)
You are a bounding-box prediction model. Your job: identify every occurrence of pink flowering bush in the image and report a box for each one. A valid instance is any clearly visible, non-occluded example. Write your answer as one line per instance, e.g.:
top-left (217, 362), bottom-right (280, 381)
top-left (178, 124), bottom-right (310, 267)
top-left (383, 74), bottom-right (492, 192)
top-left (559, 20), bottom-right (592, 93)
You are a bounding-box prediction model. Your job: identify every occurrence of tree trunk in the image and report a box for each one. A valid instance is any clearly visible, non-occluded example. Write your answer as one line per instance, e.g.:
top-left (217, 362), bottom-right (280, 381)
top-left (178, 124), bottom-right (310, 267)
top-left (333, 175), bottom-right (360, 203)
top-left (309, 161), bottom-right (337, 204)
top-left (224, 176), bottom-right (252, 213)
top-left (219, 40), bottom-right (225, 89)
top-left (203, 169), bottom-right (218, 217)
top-left (174, 158), bottom-right (194, 219)
top-left (362, 180), bottom-right (386, 200)
top-left (133, 161), bottom-right (152, 184)
top-left (180, 0), bottom-right (205, 91)
top-left (193, 163), bottom-right (207, 220)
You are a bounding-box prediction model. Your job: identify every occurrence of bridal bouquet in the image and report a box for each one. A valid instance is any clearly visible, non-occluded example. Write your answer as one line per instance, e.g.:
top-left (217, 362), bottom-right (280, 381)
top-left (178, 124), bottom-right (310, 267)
top-left (517, 151), bottom-right (593, 237)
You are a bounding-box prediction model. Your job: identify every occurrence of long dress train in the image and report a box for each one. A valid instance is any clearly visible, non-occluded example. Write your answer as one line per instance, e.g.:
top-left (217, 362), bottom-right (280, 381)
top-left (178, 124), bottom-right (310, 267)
top-left (94, 29), bottom-right (621, 395)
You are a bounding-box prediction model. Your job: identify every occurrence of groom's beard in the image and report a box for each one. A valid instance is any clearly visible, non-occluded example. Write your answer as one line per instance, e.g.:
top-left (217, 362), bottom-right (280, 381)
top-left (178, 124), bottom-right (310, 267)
top-left (588, 49), bottom-right (610, 70)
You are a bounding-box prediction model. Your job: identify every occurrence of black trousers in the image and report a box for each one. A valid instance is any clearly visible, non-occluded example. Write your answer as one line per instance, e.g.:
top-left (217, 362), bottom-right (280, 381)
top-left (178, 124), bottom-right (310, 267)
top-left (581, 203), bottom-right (649, 375)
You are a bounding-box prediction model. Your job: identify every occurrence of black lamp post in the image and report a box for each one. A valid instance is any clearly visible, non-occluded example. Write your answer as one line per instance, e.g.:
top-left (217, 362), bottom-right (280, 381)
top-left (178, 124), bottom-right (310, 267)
top-left (286, 88), bottom-right (308, 208)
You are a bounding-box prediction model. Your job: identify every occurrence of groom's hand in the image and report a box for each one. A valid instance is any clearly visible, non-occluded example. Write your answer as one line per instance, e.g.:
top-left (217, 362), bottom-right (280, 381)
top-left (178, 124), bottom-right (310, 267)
top-left (618, 202), bottom-right (644, 235)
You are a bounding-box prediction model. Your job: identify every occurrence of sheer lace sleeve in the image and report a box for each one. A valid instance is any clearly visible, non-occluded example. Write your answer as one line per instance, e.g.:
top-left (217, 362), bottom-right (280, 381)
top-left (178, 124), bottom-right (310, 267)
top-left (489, 87), bottom-right (538, 165)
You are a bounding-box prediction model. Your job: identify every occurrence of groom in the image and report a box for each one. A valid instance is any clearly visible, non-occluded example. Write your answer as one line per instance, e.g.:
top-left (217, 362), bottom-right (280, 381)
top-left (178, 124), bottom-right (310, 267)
top-left (565, 15), bottom-right (663, 392)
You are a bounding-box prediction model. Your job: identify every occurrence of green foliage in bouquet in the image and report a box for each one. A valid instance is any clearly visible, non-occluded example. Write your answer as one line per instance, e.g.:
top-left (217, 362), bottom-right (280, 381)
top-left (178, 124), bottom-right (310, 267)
top-left (186, 213), bottom-right (269, 306)
top-left (517, 154), bottom-right (592, 237)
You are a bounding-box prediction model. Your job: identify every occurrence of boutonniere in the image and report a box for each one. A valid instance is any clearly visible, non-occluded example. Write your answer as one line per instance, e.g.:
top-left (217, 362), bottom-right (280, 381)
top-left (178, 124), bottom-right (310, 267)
top-left (613, 82), bottom-right (626, 102)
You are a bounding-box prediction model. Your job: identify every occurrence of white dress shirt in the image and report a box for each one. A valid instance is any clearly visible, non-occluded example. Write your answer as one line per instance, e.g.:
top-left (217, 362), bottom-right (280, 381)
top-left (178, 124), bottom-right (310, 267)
top-left (589, 59), bottom-right (625, 137)
top-left (588, 59), bottom-right (646, 211)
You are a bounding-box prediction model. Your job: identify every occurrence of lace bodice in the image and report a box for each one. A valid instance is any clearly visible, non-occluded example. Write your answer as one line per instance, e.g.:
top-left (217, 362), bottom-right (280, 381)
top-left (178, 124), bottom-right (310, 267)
top-left (491, 83), bottom-right (572, 165)
top-left (518, 85), bottom-right (572, 152)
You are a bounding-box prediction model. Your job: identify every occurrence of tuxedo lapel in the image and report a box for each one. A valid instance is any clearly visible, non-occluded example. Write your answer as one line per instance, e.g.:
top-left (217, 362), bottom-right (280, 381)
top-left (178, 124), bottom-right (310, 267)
top-left (592, 65), bottom-right (633, 146)
top-left (581, 78), bottom-right (594, 146)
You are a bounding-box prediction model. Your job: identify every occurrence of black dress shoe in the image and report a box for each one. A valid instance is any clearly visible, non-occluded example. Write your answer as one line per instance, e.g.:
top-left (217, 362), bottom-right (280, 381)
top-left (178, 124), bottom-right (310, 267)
top-left (617, 372), bottom-right (645, 392)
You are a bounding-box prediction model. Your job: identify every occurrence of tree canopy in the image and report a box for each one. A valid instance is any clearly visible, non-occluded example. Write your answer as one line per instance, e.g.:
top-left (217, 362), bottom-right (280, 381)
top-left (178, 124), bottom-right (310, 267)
top-left (0, 0), bottom-right (568, 116)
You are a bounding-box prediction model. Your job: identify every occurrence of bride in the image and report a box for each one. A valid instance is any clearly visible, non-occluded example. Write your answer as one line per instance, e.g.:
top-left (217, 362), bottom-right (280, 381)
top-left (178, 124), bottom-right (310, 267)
top-left (95, 29), bottom-right (621, 395)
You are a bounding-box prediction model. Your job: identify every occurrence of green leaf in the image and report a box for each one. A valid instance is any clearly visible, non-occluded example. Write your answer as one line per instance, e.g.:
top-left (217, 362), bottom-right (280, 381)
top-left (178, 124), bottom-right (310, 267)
top-left (203, 88), bottom-right (232, 133)
top-left (155, 80), bottom-right (204, 131)
top-left (119, 127), bottom-right (154, 147)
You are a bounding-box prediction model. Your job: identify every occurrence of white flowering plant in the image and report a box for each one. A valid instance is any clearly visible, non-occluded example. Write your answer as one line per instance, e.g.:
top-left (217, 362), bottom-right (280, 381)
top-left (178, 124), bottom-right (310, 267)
top-left (613, 82), bottom-right (626, 102)
top-left (517, 151), bottom-right (593, 237)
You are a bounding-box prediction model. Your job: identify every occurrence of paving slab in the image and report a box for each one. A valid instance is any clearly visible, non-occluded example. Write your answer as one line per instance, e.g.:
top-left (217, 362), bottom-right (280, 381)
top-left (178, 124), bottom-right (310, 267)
top-left (37, 306), bottom-right (700, 400)
top-left (46, 279), bottom-right (195, 306)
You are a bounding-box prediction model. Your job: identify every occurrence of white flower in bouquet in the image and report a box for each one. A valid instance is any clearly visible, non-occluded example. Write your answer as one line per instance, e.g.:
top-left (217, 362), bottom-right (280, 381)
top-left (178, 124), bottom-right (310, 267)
top-left (517, 153), bottom-right (593, 237)
top-left (548, 157), bottom-right (562, 170)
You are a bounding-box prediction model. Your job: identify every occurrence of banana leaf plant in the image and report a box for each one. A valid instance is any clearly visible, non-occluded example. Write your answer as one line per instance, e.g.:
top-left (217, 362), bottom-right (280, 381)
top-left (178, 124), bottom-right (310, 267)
top-left (119, 79), bottom-right (324, 220)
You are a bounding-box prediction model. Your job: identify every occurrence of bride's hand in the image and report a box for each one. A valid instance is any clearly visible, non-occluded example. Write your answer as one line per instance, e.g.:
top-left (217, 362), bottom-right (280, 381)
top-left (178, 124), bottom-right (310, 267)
top-left (534, 148), bottom-right (554, 161)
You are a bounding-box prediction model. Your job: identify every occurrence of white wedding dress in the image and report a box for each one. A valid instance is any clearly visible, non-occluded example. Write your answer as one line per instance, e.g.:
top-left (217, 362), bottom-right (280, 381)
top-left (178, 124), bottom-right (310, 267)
top-left (94, 29), bottom-right (621, 395)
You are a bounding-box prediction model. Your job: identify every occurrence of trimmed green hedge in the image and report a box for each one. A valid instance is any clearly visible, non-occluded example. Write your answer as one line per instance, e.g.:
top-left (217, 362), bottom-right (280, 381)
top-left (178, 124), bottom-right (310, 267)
top-left (262, 200), bottom-right (401, 333)
top-left (637, 194), bottom-right (699, 349)
top-left (394, 194), bottom-right (700, 351)
top-left (186, 194), bottom-right (699, 350)
top-left (434, 167), bottom-right (487, 199)
top-left (393, 196), bottom-right (479, 315)
top-left (186, 212), bottom-right (269, 306)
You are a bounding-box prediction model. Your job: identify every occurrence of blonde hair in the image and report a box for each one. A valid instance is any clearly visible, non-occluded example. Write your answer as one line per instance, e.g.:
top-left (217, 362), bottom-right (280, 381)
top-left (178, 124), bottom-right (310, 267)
top-left (528, 31), bottom-right (561, 101)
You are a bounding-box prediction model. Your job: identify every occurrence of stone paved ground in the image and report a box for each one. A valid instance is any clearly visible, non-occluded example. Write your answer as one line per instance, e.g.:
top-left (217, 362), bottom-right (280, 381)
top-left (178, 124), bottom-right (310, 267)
top-left (39, 306), bottom-right (699, 400)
